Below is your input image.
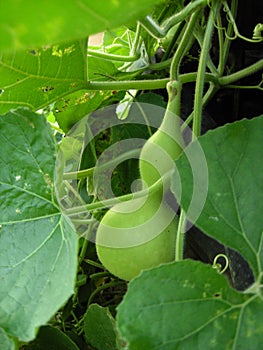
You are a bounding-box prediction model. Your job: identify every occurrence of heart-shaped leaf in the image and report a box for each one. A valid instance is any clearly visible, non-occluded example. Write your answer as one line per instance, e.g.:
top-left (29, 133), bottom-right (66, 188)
top-left (117, 260), bottom-right (263, 350)
top-left (171, 116), bottom-right (263, 277)
top-left (0, 108), bottom-right (78, 341)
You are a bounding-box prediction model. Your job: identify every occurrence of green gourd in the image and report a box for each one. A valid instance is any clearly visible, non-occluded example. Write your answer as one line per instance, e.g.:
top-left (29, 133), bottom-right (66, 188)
top-left (95, 81), bottom-right (184, 281)
top-left (96, 192), bottom-right (178, 281)
top-left (139, 81), bottom-right (184, 188)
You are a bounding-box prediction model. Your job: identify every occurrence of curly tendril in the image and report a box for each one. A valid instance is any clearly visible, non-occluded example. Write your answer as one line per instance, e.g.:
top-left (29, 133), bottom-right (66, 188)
top-left (253, 23), bottom-right (263, 41)
top-left (222, 1), bottom-right (263, 43)
top-left (212, 253), bottom-right (229, 274)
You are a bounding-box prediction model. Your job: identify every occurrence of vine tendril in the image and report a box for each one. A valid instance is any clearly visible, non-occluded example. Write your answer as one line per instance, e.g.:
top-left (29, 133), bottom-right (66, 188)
top-left (222, 1), bottom-right (263, 43)
top-left (213, 253), bottom-right (229, 274)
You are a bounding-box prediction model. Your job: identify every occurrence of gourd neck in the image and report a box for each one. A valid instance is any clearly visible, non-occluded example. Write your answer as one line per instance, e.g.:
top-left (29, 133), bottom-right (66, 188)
top-left (159, 80), bottom-right (184, 149)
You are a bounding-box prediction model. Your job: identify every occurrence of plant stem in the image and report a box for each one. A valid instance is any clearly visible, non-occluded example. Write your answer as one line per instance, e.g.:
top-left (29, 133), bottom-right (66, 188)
top-left (87, 49), bottom-right (140, 62)
top-left (85, 57), bottom-right (262, 92)
top-left (86, 78), bottom-right (169, 90)
top-left (64, 170), bottom-right (173, 216)
top-left (139, 0), bottom-right (207, 39)
top-left (192, 0), bottom-right (221, 137)
top-left (130, 22), bottom-right (142, 56)
top-left (170, 10), bottom-right (201, 80)
top-left (194, 23), bottom-right (218, 75)
top-left (175, 210), bottom-right (187, 261)
top-left (161, 21), bottom-right (186, 62)
top-left (79, 222), bottom-right (95, 264)
top-left (75, 275), bottom-right (87, 287)
top-left (217, 0), bottom-right (238, 75)
top-left (63, 148), bottom-right (140, 180)
top-left (148, 58), bottom-right (172, 70)
top-left (85, 259), bottom-right (104, 269)
top-left (218, 59), bottom-right (263, 86)
top-left (89, 271), bottom-right (111, 280)
top-left (216, 12), bottom-right (225, 75)
top-left (182, 83), bottom-right (218, 130)
top-left (162, 0), bottom-right (208, 33)
top-left (139, 15), bottom-right (166, 38)
top-left (85, 72), bottom-right (218, 91)
top-left (87, 281), bottom-right (125, 307)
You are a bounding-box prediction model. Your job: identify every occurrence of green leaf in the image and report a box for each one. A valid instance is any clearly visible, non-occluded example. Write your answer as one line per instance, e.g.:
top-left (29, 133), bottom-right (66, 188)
top-left (117, 260), bottom-right (263, 350)
top-left (0, 327), bottom-right (16, 350)
top-left (0, 39), bottom-right (87, 114)
top-left (23, 325), bottom-right (80, 350)
top-left (87, 55), bottom-right (140, 82)
top-left (0, 108), bottom-right (78, 341)
top-left (0, 0), bottom-right (164, 51)
top-left (84, 304), bottom-right (118, 350)
top-left (171, 116), bottom-right (263, 277)
top-left (87, 56), bottom-right (118, 81)
top-left (54, 89), bottom-right (112, 133)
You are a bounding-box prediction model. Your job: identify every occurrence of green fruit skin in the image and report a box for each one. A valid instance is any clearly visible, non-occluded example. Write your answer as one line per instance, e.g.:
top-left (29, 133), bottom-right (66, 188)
top-left (139, 81), bottom-right (184, 188)
top-left (139, 129), bottom-right (182, 188)
top-left (96, 194), bottom-right (178, 281)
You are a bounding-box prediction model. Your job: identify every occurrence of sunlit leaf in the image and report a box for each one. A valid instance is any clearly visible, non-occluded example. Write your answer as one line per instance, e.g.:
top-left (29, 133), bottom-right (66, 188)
top-left (0, 0), bottom-right (163, 50)
top-left (0, 39), bottom-right (87, 114)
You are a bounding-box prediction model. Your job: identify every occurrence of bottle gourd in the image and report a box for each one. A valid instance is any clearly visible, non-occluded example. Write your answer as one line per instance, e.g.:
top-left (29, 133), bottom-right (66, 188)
top-left (96, 81), bottom-right (184, 280)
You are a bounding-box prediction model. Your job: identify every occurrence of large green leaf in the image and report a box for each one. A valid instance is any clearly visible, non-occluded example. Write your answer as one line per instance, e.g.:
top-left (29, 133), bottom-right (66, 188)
top-left (117, 260), bottom-right (263, 350)
top-left (0, 39), bottom-right (87, 114)
top-left (171, 116), bottom-right (263, 277)
top-left (0, 0), bottom-right (163, 51)
top-left (0, 108), bottom-right (78, 341)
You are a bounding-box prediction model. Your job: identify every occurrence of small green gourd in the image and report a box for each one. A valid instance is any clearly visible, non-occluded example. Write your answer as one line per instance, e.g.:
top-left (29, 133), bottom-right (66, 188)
top-left (96, 81), bottom-right (184, 280)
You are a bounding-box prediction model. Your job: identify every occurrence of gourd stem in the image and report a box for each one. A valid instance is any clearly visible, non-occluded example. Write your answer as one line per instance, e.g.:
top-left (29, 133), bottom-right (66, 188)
top-left (63, 148), bottom-right (140, 180)
top-left (130, 22), bottom-right (142, 56)
top-left (87, 281), bottom-right (125, 307)
top-left (85, 71), bottom-right (218, 91)
top-left (194, 23), bottom-right (218, 75)
top-left (175, 210), bottom-right (187, 261)
top-left (217, 0), bottom-right (238, 75)
top-left (164, 81), bottom-right (183, 138)
top-left (161, 21), bottom-right (186, 62)
top-left (64, 170), bottom-right (173, 216)
top-left (162, 0), bottom-right (208, 33)
top-left (218, 58), bottom-right (263, 86)
top-left (182, 83), bottom-right (218, 130)
top-left (192, 0), bottom-right (222, 137)
top-left (79, 219), bottom-right (96, 264)
top-left (139, 15), bottom-right (166, 39)
top-left (170, 10), bottom-right (201, 81)
top-left (87, 49), bottom-right (140, 62)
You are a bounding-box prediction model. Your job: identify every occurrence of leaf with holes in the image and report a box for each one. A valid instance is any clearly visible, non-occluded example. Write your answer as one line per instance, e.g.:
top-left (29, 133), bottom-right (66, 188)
top-left (54, 89), bottom-right (113, 133)
top-left (0, 39), bottom-right (87, 114)
top-left (0, 108), bottom-right (78, 342)
top-left (117, 260), bottom-right (263, 350)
